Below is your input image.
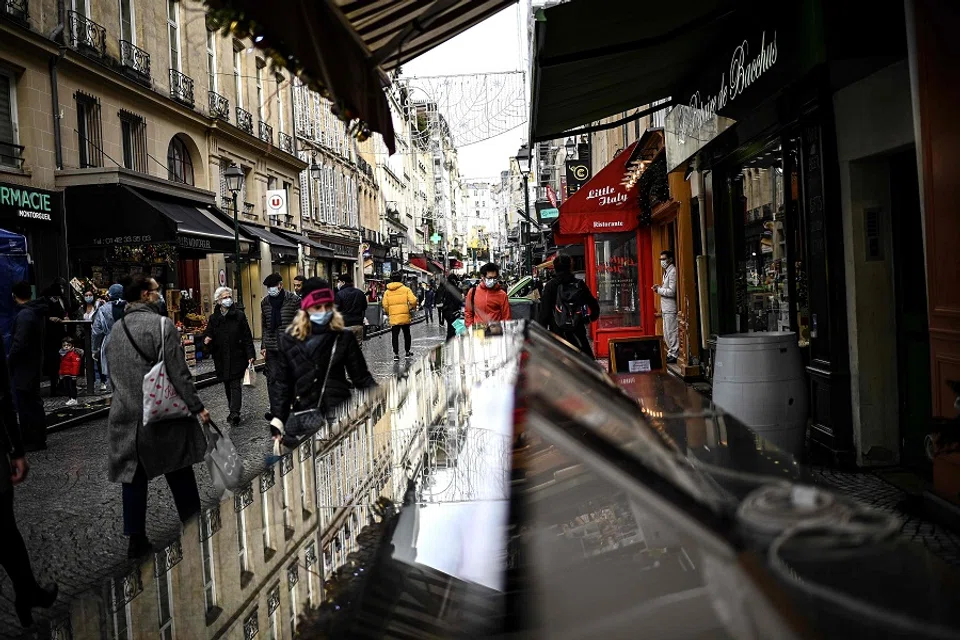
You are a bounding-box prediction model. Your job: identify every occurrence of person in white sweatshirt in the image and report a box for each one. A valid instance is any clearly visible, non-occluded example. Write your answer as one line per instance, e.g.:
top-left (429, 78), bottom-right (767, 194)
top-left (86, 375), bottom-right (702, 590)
top-left (652, 250), bottom-right (678, 363)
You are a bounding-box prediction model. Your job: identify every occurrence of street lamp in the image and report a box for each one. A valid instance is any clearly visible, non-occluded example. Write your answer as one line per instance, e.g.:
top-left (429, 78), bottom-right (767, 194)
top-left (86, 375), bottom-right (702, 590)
top-left (224, 163), bottom-right (245, 310)
top-left (513, 144), bottom-right (546, 273)
top-left (309, 156), bottom-right (322, 182)
top-left (565, 137), bottom-right (578, 160)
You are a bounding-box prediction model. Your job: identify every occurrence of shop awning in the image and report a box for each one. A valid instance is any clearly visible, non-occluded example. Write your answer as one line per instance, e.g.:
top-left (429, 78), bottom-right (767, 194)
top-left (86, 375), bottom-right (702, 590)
top-left (66, 184), bottom-right (251, 253)
top-left (275, 229), bottom-right (335, 259)
top-left (557, 141), bottom-right (640, 236)
top-left (241, 224), bottom-right (299, 263)
top-left (403, 262), bottom-right (432, 277)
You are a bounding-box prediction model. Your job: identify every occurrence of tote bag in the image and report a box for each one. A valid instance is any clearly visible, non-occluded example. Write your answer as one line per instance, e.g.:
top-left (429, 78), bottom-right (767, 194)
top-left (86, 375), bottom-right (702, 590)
top-left (204, 421), bottom-right (244, 494)
top-left (123, 315), bottom-right (193, 426)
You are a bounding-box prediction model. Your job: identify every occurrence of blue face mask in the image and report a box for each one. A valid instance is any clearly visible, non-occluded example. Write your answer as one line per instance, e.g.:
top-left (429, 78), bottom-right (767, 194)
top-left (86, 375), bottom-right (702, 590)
top-left (220, 297), bottom-right (233, 308)
top-left (84, 296), bottom-right (94, 304)
top-left (268, 287), bottom-right (280, 297)
top-left (310, 311), bottom-right (333, 326)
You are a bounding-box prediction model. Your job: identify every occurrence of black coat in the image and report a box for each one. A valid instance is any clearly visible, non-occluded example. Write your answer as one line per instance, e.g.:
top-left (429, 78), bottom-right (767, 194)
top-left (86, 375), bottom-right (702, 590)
top-left (203, 306), bottom-right (256, 381)
top-left (538, 272), bottom-right (601, 331)
top-left (260, 290), bottom-right (301, 351)
top-left (7, 299), bottom-right (48, 390)
top-left (437, 282), bottom-right (464, 323)
top-left (270, 326), bottom-right (376, 424)
top-left (335, 284), bottom-right (368, 327)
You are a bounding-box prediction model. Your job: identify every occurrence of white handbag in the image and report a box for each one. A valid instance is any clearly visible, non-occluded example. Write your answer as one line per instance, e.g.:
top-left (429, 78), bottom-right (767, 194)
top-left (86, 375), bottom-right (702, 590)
top-left (123, 315), bottom-right (193, 426)
top-left (243, 364), bottom-right (257, 387)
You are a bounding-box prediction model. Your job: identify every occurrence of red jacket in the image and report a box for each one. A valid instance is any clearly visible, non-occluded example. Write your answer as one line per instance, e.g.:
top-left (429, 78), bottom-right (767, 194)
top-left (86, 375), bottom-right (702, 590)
top-left (465, 284), bottom-right (512, 327)
top-left (59, 349), bottom-right (82, 377)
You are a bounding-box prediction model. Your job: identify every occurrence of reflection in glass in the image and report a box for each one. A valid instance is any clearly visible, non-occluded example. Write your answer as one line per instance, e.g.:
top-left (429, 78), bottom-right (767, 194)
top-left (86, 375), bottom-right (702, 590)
top-left (595, 231), bottom-right (640, 328)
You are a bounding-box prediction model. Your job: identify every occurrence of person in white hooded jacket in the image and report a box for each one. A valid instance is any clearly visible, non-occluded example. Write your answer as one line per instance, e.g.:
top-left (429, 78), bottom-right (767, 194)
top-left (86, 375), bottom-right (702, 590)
top-left (652, 250), bottom-right (678, 363)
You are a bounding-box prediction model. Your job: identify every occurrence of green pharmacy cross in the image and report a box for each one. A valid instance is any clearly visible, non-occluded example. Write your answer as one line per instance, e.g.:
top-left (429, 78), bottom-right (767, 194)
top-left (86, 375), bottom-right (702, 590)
top-left (430, 233), bottom-right (442, 244)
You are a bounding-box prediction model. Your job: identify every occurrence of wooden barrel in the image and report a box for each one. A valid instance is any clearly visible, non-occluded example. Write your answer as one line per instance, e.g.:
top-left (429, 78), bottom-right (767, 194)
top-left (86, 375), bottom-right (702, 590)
top-left (712, 332), bottom-right (808, 457)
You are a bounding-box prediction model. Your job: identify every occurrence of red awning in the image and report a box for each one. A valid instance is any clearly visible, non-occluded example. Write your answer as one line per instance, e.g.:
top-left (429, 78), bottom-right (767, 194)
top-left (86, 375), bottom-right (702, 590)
top-left (558, 141), bottom-right (640, 235)
top-left (410, 256), bottom-right (429, 271)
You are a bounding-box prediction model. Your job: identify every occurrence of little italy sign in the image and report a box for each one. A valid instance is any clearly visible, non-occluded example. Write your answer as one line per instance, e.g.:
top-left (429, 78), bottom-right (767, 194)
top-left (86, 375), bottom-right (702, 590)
top-left (678, 30), bottom-right (779, 140)
top-left (585, 185), bottom-right (629, 208)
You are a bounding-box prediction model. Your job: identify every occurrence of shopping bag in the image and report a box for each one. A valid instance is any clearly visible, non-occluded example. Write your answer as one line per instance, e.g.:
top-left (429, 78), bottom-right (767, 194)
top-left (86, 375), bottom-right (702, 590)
top-left (453, 318), bottom-right (467, 336)
top-left (243, 364), bottom-right (257, 387)
top-left (204, 421), bottom-right (244, 495)
top-left (124, 316), bottom-right (192, 427)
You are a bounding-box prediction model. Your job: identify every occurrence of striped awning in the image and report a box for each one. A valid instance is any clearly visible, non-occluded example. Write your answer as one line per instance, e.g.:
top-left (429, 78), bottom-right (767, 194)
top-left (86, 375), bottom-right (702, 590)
top-left (336, 0), bottom-right (518, 71)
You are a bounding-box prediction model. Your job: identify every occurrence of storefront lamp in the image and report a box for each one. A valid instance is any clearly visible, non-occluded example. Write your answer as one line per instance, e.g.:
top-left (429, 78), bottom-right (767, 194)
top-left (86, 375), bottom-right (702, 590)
top-left (309, 158), bottom-right (323, 182)
top-left (224, 164), bottom-right (244, 194)
top-left (565, 137), bottom-right (578, 160)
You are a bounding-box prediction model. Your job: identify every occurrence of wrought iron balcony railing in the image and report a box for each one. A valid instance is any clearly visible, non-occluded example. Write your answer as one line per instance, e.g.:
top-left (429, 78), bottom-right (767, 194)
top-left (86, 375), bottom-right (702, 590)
top-left (67, 11), bottom-right (106, 58)
top-left (119, 40), bottom-right (151, 83)
top-left (278, 132), bottom-right (294, 155)
top-left (0, 142), bottom-right (26, 170)
top-left (208, 91), bottom-right (229, 121)
top-left (3, 0), bottom-right (28, 24)
top-left (258, 121), bottom-right (273, 144)
top-left (243, 202), bottom-right (256, 216)
top-left (169, 70), bottom-right (194, 107)
top-left (236, 108), bottom-right (253, 135)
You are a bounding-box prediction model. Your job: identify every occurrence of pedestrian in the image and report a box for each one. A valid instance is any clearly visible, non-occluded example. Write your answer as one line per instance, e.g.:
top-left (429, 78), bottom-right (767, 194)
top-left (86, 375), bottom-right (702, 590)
top-left (423, 283), bottom-right (436, 323)
top-left (293, 274), bottom-right (305, 296)
top-left (438, 274), bottom-right (465, 341)
top-left (464, 262), bottom-right (512, 328)
top-left (40, 280), bottom-right (69, 398)
top-left (58, 336), bottom-right (83, 406)
top-left (91, 283), bottom-right (126, 392)
top-left (268, 278), bottom-right (376, 446)
top-left (203, 286), bottom-right (255, 426)
top-left (382, 272), bottom-right (418, 360)
top-left (7, 281), bottom-right (48, 451)
top-left (260, 273), bottom-right (301, 410)
top-left (79, 287), bottom-right (101, 321)
top-left (105, 274), bottom-right (211, 559)
top-left (652, 249), bottom-right (679, 364)
top-left (0, 349), bottom-right (58, 628)
top-left (538, 253), bottom-right (600, 357)
top-left (435, 281), bottom-right (446, 326)
top-left (334, 273), bottom-right (367, 345)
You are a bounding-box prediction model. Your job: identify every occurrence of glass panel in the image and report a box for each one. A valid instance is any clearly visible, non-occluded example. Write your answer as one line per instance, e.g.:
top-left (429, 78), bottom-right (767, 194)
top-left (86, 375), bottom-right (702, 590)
top-left (594, 232), bottom-right (640, 328)
top-left (120, 0), bottom-right (133, 43)
top-left (206, 31), bottom-right (217, 92)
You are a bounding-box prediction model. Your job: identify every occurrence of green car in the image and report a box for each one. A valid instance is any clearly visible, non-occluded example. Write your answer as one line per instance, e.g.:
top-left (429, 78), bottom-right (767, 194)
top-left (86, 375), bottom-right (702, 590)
top-left (508, 276), bottom-right (540, 320)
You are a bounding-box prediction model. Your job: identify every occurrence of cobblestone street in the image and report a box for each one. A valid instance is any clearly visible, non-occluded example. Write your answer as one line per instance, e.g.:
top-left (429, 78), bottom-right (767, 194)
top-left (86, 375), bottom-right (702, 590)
top-left (0, 322), bottom-right (445, 638)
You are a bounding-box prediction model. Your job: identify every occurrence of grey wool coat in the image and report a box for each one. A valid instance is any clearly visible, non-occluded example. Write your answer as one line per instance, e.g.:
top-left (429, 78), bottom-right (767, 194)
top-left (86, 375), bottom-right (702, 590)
top-left (105, 304), bottom-right (206, 483)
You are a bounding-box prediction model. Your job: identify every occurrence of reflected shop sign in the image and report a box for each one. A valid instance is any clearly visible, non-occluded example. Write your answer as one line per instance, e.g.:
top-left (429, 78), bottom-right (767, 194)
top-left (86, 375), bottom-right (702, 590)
top-left (0, 183), bottom-right (61, 225)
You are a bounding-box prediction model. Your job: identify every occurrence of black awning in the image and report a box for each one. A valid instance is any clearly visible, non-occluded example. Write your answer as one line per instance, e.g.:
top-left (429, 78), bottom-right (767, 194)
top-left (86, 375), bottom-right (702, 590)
top-left (66, 184), bottom-right (247, 253)
top-left (241, 223), bottom-right (300, 264)
top-left (274, 229), bottom-right (335, 259)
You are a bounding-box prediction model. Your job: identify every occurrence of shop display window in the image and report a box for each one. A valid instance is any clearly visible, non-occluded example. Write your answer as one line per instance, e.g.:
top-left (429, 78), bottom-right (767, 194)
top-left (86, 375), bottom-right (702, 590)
top-left (594, 232), bottom-right (640, 329)
top-left (734, 139), bottom-right (809, 345)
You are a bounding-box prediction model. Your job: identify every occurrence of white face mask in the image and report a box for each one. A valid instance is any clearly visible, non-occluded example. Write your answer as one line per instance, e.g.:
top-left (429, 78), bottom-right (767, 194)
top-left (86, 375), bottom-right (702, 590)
top-left (268, 287), bottom-right (280, 297)
top-left (660, 259), bottom-right (669, 269)
top-left (220, 297), bottom-right (233, 308)
top-left (484, 277), bottom-right (497, 288)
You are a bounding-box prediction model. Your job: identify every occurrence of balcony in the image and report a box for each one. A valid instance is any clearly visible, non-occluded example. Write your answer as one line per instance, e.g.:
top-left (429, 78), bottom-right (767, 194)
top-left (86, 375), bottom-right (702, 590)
top-left (258, 121), bottom-right (273, 144)
top-left (243, 202), bottom-right (257, 219)
top-left (0, 142), bottom-right (25, 170)
top-left (208, 91), bottom-right (229, 121)
top-left (278, 132), bottom-right (294, 155)
top-left (119, 40), bottom-right (151, 84)
top-left (67, 11), bottom-right (106, 58)
top-left (3, 0), bottom-right (28, 25)
top-left (169, 70), bottom-right (195, 108)
top-left (236, 108), bottom-right (253, 135)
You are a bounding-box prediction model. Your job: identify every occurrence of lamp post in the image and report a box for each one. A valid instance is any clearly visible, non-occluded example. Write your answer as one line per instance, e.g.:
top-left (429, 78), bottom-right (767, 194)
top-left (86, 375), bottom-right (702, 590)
top-left (224, 164), bottom-right (245, 311)
top-left (513, 144), bottom-right (547, 274)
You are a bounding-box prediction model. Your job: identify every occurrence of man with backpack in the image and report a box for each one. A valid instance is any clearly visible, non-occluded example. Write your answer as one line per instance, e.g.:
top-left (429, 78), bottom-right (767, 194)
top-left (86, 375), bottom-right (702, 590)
top-left (538, 253), bottom-right (600, 357)
top-left (464, 263), bottom-right (512, 328)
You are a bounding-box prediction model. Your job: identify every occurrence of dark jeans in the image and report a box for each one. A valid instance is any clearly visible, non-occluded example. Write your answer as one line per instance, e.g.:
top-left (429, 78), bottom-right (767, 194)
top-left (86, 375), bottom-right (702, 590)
top-left (446, 319), bottom-right (457, 341)
top-left (121, 464), bottom-right (200, 536)
top-left (559, 325), bottom-right (594, 359)
top-left (60, 376), bottom-right (77, 400)
top-left (13, 389), bottom-right (45, 448)
top-left (223, 377), bottom-right (242, 420)
top-left (265, 349), bottom-right (284, 414)
top-left (425, 306), bottom-right (434, 322)
top-left (437, 308), bottom-right (445, 324)
top-left (391, 324), bottom-right (412, 354)
top-left (0, 491), bottom-right (41, 601)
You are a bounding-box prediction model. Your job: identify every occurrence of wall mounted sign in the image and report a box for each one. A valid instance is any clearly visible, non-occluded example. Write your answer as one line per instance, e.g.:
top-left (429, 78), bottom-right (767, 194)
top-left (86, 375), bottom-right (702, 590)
top-left (0, 183), bottom-right (61, 226)
top-left (565, 161), bottom-right (591, 198)
top-left (266, 189), bottom-right (288, 216)
top-left (218, 269), bottom-right (227, 286)
top-left (540, 207), bottom-right (559, 220)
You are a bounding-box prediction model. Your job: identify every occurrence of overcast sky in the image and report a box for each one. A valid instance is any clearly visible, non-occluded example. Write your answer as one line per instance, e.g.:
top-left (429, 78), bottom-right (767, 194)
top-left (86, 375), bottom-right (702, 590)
top-left (404, 5), bottom-right (529, 183)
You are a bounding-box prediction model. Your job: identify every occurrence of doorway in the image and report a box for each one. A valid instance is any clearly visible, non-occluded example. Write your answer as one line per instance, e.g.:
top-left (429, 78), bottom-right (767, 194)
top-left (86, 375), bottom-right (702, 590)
top-left (890, 148), bottom-right (932, 468)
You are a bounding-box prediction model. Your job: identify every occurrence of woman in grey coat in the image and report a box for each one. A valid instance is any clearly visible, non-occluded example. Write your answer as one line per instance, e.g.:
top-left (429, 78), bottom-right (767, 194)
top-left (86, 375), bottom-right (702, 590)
top-left (105, 275), bottom-right (211, 558)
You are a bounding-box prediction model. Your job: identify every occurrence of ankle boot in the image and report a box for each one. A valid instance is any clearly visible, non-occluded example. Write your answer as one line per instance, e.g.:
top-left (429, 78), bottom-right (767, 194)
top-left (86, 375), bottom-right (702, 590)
top-left (127, 534), bottom-right (154, 559)
top-left (16, 582), bottom-right (58, 628)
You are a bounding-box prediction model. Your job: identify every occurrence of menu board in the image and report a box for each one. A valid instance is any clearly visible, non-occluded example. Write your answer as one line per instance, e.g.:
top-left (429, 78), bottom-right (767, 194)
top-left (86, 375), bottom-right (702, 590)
top-left (608, 337), bottom-right (665, 374)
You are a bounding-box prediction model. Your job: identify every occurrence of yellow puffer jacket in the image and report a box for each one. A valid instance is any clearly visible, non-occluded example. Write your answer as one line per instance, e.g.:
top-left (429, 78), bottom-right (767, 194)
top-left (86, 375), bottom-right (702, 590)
top-left (382, 282), bottom-right (418, 325)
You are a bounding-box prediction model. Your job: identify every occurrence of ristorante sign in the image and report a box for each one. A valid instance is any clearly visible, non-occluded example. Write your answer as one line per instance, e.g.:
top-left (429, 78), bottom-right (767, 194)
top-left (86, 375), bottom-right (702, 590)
top-left (677, 30), bottom-right (778, 140)
top-left (558, 141), bottom-right (641, 236)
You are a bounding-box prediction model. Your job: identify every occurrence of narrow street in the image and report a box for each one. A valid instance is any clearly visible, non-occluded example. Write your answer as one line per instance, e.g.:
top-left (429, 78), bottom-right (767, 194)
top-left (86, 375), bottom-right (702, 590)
top-left (0, 322), bottom-right (445, 637)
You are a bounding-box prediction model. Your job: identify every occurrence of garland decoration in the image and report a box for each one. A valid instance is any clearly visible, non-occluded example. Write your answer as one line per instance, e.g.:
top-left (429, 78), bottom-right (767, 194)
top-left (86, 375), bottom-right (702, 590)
top-left (636, 154), bottom-right (669, 226)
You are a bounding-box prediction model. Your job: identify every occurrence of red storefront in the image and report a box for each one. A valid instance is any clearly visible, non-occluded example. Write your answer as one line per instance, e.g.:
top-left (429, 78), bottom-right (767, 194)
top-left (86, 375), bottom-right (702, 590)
top-left (555, 142), bottom-right (655, 358)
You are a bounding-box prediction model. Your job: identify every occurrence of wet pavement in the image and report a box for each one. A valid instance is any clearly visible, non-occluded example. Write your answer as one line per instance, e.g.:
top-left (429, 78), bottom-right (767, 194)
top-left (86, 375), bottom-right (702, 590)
top-left (0, 322), bottom-right (444, 638)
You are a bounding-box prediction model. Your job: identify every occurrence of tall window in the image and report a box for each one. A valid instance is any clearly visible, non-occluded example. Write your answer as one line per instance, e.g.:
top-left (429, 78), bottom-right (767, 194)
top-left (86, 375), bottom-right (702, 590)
top-left (0, 70), bottom-right (20, 169)
top-left (156, 569), bottom-right (174, 640)
top-left (262, 491), bottom-right (272, 553)
top-left (233, 43), bottom-right (243, 109)
top-left (75, 92), bottom-right (102, 168)
top-left (108, 578), bottom-right (132, 640)
top-left (71, 0), bottom-right (90, 16)
top-left (119, 110), bottom-right (146, 172)
top-left (255, 60), bottom-right (265, 122)
top-left (199, 511), bottom-right (218, 615)
top-left (206, 30), bottom-right (218, 92)
top-left (236, 508), bottom-right (249, 575)
top-left (281, 472), bottom-right (291, 536)
top-left (119, 0), bottom-right (135, 44)
top-left (166, 0), bottom-right (180, 72)
top-left (288, 565), bottom-right (298, 637)
top-left (276, 74), bottom-right (285, 133)
top-left (167, 136), bottom-right (194, 185)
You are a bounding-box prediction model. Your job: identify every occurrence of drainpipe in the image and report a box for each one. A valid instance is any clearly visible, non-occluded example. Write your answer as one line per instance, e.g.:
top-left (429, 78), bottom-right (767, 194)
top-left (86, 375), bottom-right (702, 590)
top-left (49, 51), bottom-right (65, 171)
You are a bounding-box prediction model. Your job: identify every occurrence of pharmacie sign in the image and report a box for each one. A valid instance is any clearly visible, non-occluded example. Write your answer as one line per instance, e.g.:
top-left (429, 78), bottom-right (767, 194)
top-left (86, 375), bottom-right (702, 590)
top-left (0, 183), bottom-right (61, 225)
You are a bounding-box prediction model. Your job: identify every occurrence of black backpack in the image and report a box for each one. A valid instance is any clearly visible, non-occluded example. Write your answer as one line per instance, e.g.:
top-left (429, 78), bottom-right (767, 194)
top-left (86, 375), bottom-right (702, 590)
top-left (111, 300), bottom-right (127, 322)
top-left (553, 280), bottom-right (585, 330)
